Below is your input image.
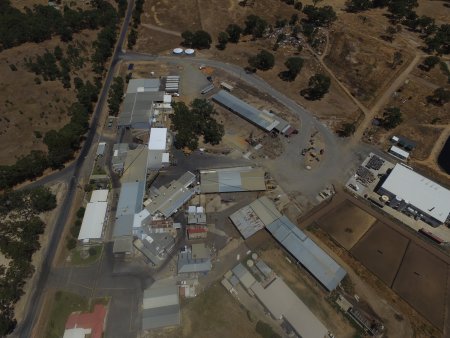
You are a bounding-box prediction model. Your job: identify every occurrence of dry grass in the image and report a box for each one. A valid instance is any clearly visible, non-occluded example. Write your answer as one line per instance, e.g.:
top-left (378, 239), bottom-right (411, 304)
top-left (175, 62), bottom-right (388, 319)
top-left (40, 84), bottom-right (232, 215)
top-left (0, 30), bottom-right (98, 165)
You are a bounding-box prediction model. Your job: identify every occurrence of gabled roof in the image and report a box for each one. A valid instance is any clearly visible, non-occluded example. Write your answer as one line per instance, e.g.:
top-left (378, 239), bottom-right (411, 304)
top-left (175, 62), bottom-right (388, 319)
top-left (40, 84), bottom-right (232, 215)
top-left (266, 216), bottom-right (346, 291)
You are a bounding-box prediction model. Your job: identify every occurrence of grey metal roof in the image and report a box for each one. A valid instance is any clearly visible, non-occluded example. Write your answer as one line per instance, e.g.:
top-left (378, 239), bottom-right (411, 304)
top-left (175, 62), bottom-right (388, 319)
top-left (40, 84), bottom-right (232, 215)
top-left (126, 78), bottom-right (161, 94)
top-left (229, 196), bottom-right (281, 239)
top-left (96, 142), bottom-right (106, 156)
top-left (200, 167), bottom-right (266, 193)
top-left (232, 263), bottom-right (256, 289)
top-left (177, 251), bottom-right (212, 274)
top-left (113, 214), bottom-right (133, 237)
top-left (118, 91), bottom-right (164, 127)
top-left (145, 172), bottom-right (196, 218)
top-left (177, 171), bottom-right (196, 187)
top-left (267, 216), bottom-right (346, 291)
top-left (113, 236), bottom-right (133, 253)
top-left (142, 282), bottom-right (180, 330)
top-left (212, 90), bottom-right (279, 131)
top-left (121, 146), bottom-right (149, 183)
top-left (116, 181), bottom-right (145, 216)
top-left (142, 306), bottom-right (180, 330)
top-left (255, 260), bottom-right (272, 278)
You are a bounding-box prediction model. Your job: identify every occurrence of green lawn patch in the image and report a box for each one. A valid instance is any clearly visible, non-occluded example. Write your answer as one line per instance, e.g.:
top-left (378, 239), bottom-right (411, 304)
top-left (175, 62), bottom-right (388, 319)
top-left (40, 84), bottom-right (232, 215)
top-left (70, 245), bottom-right (103, 266)
top-left (44, 291), bottom-right (89, 338)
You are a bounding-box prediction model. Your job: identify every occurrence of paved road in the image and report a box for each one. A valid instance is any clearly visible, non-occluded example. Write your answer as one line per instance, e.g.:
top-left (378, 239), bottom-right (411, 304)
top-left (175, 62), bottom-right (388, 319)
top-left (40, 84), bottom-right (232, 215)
top-left (12, 1), bottom-right (136, 336)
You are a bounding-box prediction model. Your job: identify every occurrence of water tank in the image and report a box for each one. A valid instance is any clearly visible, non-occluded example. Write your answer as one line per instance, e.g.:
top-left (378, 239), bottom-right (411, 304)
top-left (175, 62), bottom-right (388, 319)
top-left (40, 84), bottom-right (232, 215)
top-left (173, 48), bottom-right (184, 55)
top-left (185, 48), bottom-right (195, 55)
top-left (251, 253), bottom-right (258, 260)
top-left (247, 259), bottom-right (254, 267)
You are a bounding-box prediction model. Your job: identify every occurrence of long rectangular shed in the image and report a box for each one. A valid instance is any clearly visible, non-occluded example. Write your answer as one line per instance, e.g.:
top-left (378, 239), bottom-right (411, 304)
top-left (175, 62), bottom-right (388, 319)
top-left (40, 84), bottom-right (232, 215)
top-left (142, 281), bottom-right (180, 330)
top-left (200, 167), bottom-right (266, 193)
top-left (266, 216), bottom-right (346, 291)
top-left (212, 90), bottom-right (279, 131)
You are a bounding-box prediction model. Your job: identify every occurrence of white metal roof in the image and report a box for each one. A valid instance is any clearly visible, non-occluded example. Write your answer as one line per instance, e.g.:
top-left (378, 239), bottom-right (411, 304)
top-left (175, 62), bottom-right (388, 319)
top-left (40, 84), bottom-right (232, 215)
top-left (381, 164), bottom-right (450, 223)
top-left (63, 328), bottom-right (92, 338)
top-left (78, 202), bottom-right (108, 240)
top-left (162, 153), bottom-right (170, 163)
top-left (90, 189), bottom-right (109, 203)
top-left (389, 145), bottom-right (409, 159)
top-left (148, 128), bottom-right (167, 150)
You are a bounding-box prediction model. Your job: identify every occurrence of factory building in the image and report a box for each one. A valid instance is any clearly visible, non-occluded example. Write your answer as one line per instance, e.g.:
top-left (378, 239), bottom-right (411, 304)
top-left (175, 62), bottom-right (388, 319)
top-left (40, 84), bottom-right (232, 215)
top-left (378, 163), bottom-right (450, 226)
top-left (199, 167), bottom-right (266, 193)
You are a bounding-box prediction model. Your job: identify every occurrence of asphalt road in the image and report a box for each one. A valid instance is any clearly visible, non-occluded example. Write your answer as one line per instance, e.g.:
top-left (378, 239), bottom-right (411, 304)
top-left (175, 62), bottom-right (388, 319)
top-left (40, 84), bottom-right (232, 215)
top-left (12, 1), bottom-right (136, 336)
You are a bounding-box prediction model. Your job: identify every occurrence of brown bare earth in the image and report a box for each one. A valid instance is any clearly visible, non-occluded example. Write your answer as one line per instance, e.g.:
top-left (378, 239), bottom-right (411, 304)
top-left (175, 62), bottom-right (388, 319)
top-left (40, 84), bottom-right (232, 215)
top-left (392, 242), bottom-right (449, 330)
top-left (350, 221), bottom-right (410, 286)
top-left (0, 31), bottom-right (98, 165)
top-left (317, 200), bottom-right (376, 250)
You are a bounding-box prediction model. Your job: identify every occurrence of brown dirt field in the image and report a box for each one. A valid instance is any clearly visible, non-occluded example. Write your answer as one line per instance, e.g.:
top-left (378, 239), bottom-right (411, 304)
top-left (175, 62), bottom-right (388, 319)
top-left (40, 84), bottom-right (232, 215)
top-left (0, 31), bottom-right (98, 165)
top-left (135, 29), bottom-right (182, 55)
top-left (138, 0), bottom-right (362, 130)
top-left (392, 242), bottom-right (449, 330)
top-left (258, 246), bottom-right (356, 338)
top-left (180, 283), bottom-right (260, 338)
top-left (317, 200), bottom-right (377, 250)
top-left (325, 26), bottom-right (414, 104)
top-left (351, 221), bottom-right (410, 287)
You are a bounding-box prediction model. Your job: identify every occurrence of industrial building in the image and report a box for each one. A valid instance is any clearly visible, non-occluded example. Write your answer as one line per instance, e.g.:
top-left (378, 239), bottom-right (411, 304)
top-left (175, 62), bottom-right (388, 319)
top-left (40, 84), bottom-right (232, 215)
top-left (231, 263), bottom-right (256, 289)
top-left (389, 145), bottom-right (409, 160)
top-left (111, 143), bottom-right (128, 173)
top-left (145, 171), bottom-right (197, 218)
top-left (121, 145), bottom-right (149, 183)
top-left (377, 163), bottom-right (450, 226)
top-left (229, 196), bottom-right (282, 239)
top-left (142, 280), bottom-right (180, 330)
top-left (118, 79), bottom-right (165, 129)
top-left (63, 304), bottom-right (106, 338)
top-left (211, 90), bottom-right (292, 134)
top-left (78, 190), bottom-right (109, 243)
top-left (134, 233), bottom-right (175, 266)
top-left (251, 277), bottom-right (328, 338)
top-left (187, 225), bottom-right (208, 240)
top-left (199, 167), bottom-right (266, 193)
top-left (147, 128), bottom-right (170, 170)
top-left (187, 206), bottom-right (206, 224)
top-left (177, 244), bottom-right (212, 275)
top-left (267, 216), bottom-right (346, 291)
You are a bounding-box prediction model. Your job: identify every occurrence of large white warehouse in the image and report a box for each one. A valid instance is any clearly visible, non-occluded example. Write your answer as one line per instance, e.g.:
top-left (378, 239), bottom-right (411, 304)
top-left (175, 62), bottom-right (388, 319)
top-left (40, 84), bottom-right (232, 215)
top-left (378, 164), bottom-right (450, 226)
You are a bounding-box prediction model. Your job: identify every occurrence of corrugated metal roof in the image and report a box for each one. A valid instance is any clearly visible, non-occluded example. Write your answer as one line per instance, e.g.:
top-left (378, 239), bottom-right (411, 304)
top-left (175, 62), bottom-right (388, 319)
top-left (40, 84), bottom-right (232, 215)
top-left (142, 282), bottom-right (180, 330)
top-left (113, 214), bottom-right (133, 237)
top-left (118, 91), bottom-right (164, 127)
top-left (78, 202), bottom-right (107, 241)
top-left (267, 216), bottom-right (346, 291)
top-left (232, 263), bottom-right (256, 289)
top-left (251, 277), bottom-right (328, 338)
top-left (212, 90), bottom-right (279, 131)
top-left (200, 167), bottom-right (266, 193)
top-left (229, 196), bottom-right (280, 239)
top-left (121, 146), bottom-right (149, 183)
top-left (90, 189), bottom-right (109, 203)
top-left (96, 142), bottom-right (106, 156)
top-left (126, 78), bottom-right (161, 94)
top-left (381, 164), bottom-right (450, 223)
top-left (116, 182), bottom-right (145, 216)
top-left (177, 251), bottom-right (212, 274)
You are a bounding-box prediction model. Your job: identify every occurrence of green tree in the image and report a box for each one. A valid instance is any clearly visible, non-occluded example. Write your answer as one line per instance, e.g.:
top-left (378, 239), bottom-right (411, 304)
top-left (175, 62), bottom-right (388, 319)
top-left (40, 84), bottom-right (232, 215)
top-left (388, 0), bottom-right (418, 21)
top-left (290, 13), bottom-right (299, 26)
top-left (108, 76), bottom-right (125, 115)
top-left (191, 30), bottom-right (212, 49)
top-left (425, 24), bottom-right (450, 55)
top-left (248, 50), bottom-right (275, 71)
top-left (181, 30), bottom-right (194, 46)
top-left (427, 87), bottom-right (450, 106)
top-left (217, 31), bottom-right (229, 50)
top-left (294, 2), bottom-right (303, 10)
top-left (29, 187), bottom-right (57, 212)
top-left (300, 73), bottom-right (331, 100)
top-left (54, 45), bottom-right (63, 60)
top-left (382, 107), bottom-right (402, 129)
top-left (345, 0), bottom-right (372, 12)
top-left (303, 5), bottom-right (337, 27)
top-left (340, 122), bottom-right (356, 137)
top-left (281, 56), bottom-right (304, 81)
top-left (226, 24), bottom-right (242, 43)
top-left (420, 56), bottom-right (440, 71)
top-left (127, 28), bottom-right (138, 49)
top-left (244, 15), bottom-right (268, 38)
